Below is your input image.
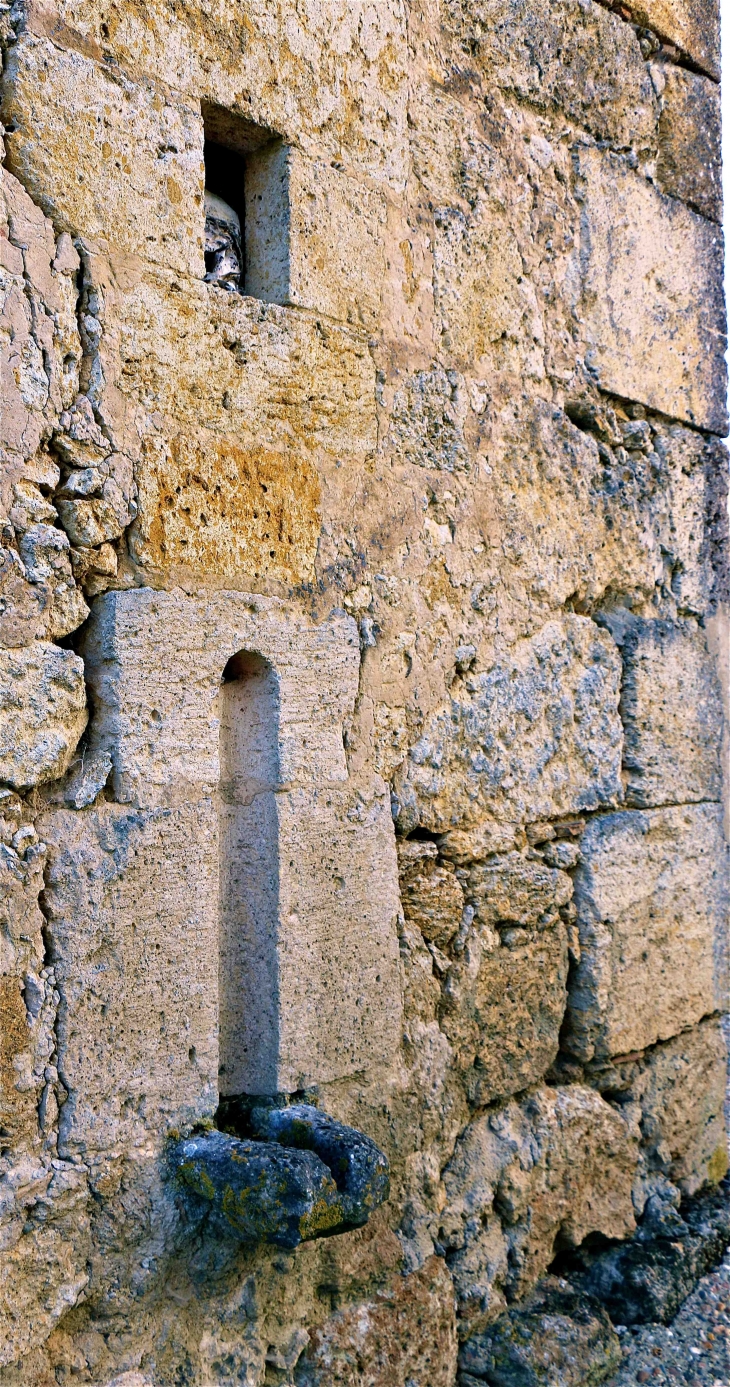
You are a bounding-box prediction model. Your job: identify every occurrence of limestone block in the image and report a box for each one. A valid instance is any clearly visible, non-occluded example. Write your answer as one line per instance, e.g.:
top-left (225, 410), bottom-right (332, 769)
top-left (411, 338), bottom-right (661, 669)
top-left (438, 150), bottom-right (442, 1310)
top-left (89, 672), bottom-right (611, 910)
top-left (0, 167), bottom-right (81, 466)
top-left (81, 588), bottom-right (402, 1095)
top-left (82, 587), bottom-right (359, 806)
top-left (631, 0), bottom-right (720, 78)
top-left (628, 1019), bottom-right (728, 1196)
top-left (393, 615), bottom-right (622, 831)
top-left (228, 776), bottom-right (403, 1093)
top-left (398, 845), bottom-right (465, 948)
top-left (575, 149), bottom-right (726, 434)
top-left (0, 547), bottom-right (48, 647)
top-left (0, 1160), bottom-right (90, 1369)
top-left (466, 853), bottom-right (573, 930)
top-left (649, 423), bottom-right (723, 618)
top-left (615, 617), bottom-right (723, 808)
top-left (298, 1255), bottom-right (458, 1386)
top-left (441, 919), bottom-right (569, 1106)
top-left (245, 145), bottom-right (386, 328)
top-left (24, 0), bottom-right (409, 187)
top-left (76, 262), bottom-right (375, 583)
top-left (437, 852), bottom-right (572, 1106)
top-left (387, 366), bottom-right (470, 473)
top-left (129, 430), bottom-right (320, 588)
top-left (1, 35), bottom-right (204, 278)
top-left (442, 1086), bottom-right (638, 1301)
top-left (85, 261), bottom-right (377, 457)
top-left (656, 67), bottom-right (722, 225)
top-left (0, 643), bottom-right (87, 789)
top-left (460, 1279), bottom-right (622, 1387)
top-left (432, 198), bottom-right (540, 377)
top-left (443, 0), bottom-right (657, 149)
top-left (564, 805), bottom-right (728, 1063)
top-left (38, 803), bottom-right (220, 1159)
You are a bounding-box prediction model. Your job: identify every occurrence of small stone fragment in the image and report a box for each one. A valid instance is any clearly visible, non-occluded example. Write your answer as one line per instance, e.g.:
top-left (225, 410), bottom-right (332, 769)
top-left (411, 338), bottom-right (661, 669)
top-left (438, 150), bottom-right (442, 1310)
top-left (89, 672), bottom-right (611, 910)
top-left (459, 1277), bottom-right (622, 1386)
top-left (0, 642), bottom-right (87, 788)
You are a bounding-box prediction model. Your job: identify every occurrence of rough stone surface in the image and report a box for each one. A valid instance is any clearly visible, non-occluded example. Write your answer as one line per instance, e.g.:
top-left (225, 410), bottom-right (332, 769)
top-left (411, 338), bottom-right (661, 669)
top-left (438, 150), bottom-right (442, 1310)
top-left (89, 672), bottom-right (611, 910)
top-left (605, 1245), bottom-right (730, 1385)
top-left (611, 615), bottom-right (724, 809)
top-left (81, 587), bottom-right (402, 1094)
top-left (245, 145), bottom-right (386, 328)
top-left (440, 1086), bottom-right (638, 1322)
top-left (393, 616), bottom-right (623, 832)
top-left (566, 1180), bottom-right (730, 1328)
top-left (0, 643), bottom-right (87, 788)
top-left (297, 1255), bottom-right (458, 1386)
top-left (574, 148), bottom-right (726, 435)
top-left (0, 0), bottom-right (725, 1378)
top-left (584, 1019), bottom-right (729, 1199)
top-left (564, 806), bottom-right (728, 1062)
top-left (629, 0), bottom-right (720, 78)
top-left (439, 853), bottom-right (573, 1106)
top-left (655, 66), bottom-right (722, 225)
top-left (459, 1277), bottom-right (622, 1386)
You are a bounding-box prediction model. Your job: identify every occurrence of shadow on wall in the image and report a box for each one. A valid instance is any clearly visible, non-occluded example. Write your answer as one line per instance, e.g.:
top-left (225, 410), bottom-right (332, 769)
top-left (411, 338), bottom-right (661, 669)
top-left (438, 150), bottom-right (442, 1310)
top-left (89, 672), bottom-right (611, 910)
top-left (219, 650), bottom-right (281, 1098)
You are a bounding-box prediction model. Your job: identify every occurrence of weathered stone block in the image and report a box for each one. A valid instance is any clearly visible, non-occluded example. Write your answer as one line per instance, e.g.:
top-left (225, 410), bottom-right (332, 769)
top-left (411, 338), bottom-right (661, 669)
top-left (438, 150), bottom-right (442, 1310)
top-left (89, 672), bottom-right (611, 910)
top-left (298, 1255), bottom-right (458, 1386)
top-left (1, 35), bottom-right (204, 278)
top-left (398, 843), bottom-right (465, 948)
top-left (129, 429), bottom-right (321, 587)
top-left (564, 805), bottom-right (728, 1063)
top-left (393, 616), bottom-right (622, 831)
top-left (0, 643), bottom-right (87, 789)
top-left (442, 1086), bottom-right (637, 1305)
top-left (656, 67), bottom-right (722, 224)
top-left (441, 918), bottom-right (569, 1107)
top-left (613, 616), bottom-right (723, 808)
top-left (629, 1019), bottom-right (728, 1196)
top-left (38, 802), bottom-right (220, 1159)
top-left (81, 588), bottom-right (402, 1095)
top-left (460, 1277), bottom-right (622, 1387)
top-left (77, 260), bottom-right (375, 583)
top-left (82, 588), bottom-right (359, 806)
top-left (575, 148), bottom-right (726, 434)
top-left (467, 854), bottom-right (572, 930)
top-left (24, 0), bottom-right (409, 187)
top-left (0, 167), bottom-right (81, 466)
top-left (443, 0), bottom-right (657, 149)
top-left (569, 1180), bottom-right (730, 1327)
top-left (245, 144), bottom-right (386, 328)
top-left (631, 0), bottom-right (720, 78)
top-left (0, 1163), bottom-right (90, 1369)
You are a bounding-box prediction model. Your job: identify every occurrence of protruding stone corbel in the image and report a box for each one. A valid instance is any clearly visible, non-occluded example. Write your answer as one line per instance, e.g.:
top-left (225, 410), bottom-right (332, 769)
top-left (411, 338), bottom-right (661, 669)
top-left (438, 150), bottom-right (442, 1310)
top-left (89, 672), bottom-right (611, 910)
top-left (173, 1105), bottom-right (389, 1249)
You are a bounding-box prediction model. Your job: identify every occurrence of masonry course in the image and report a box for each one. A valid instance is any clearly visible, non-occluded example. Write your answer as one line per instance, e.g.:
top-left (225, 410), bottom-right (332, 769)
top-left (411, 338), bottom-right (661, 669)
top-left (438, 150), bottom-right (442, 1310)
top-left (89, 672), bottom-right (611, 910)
top-left (0, 0), bottom-right (726, 1382)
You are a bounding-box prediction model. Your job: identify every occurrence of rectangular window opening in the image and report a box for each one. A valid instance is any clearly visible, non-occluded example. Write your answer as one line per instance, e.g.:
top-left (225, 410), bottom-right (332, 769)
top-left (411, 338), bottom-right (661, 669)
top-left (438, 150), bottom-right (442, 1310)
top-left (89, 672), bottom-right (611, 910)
top-left (202, 104), bottom-right (277, 296)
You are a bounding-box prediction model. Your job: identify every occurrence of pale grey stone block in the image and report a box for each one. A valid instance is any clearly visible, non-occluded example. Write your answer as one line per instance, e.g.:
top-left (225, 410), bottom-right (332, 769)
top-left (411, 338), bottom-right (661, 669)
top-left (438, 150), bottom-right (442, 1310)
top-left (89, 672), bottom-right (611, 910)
top-left (613, 616), bottom-right (724, 809)
top-left (245, 143), bottom-right (386, 328)
top-left (564, 804), bottom-right (729, 1063)
top-left (81, 588), bottom-right (402, 1096)
top-left (575, 148), bottom-right (726, 435)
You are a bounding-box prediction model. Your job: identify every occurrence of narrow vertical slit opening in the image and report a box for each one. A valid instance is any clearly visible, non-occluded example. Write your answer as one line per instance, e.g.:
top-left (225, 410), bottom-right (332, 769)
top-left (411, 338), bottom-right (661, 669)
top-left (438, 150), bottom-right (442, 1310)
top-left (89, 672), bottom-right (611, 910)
top-left (218, 650), bottom-right (281, 1097)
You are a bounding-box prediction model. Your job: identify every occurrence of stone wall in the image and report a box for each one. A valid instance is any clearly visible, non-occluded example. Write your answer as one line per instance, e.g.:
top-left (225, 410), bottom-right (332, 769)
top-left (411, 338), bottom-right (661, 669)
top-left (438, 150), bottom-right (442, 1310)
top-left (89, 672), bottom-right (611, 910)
top-left (0, 0), bottom-right (726, 1382)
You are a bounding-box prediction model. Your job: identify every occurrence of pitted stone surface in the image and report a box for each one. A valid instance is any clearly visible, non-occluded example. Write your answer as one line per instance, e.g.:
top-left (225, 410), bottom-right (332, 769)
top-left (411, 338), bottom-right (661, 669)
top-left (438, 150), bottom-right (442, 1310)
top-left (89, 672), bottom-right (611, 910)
top-left (0, 0), bottom-right (725, 1375)
top-left (0, 643), bottom-right (87, 789)
top-left (564, 805), bottom-right (728, 1063)
top-left (393, 616), bottom-right (623, 832)
top-left (81, 587), bottom-right (402, 1094)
